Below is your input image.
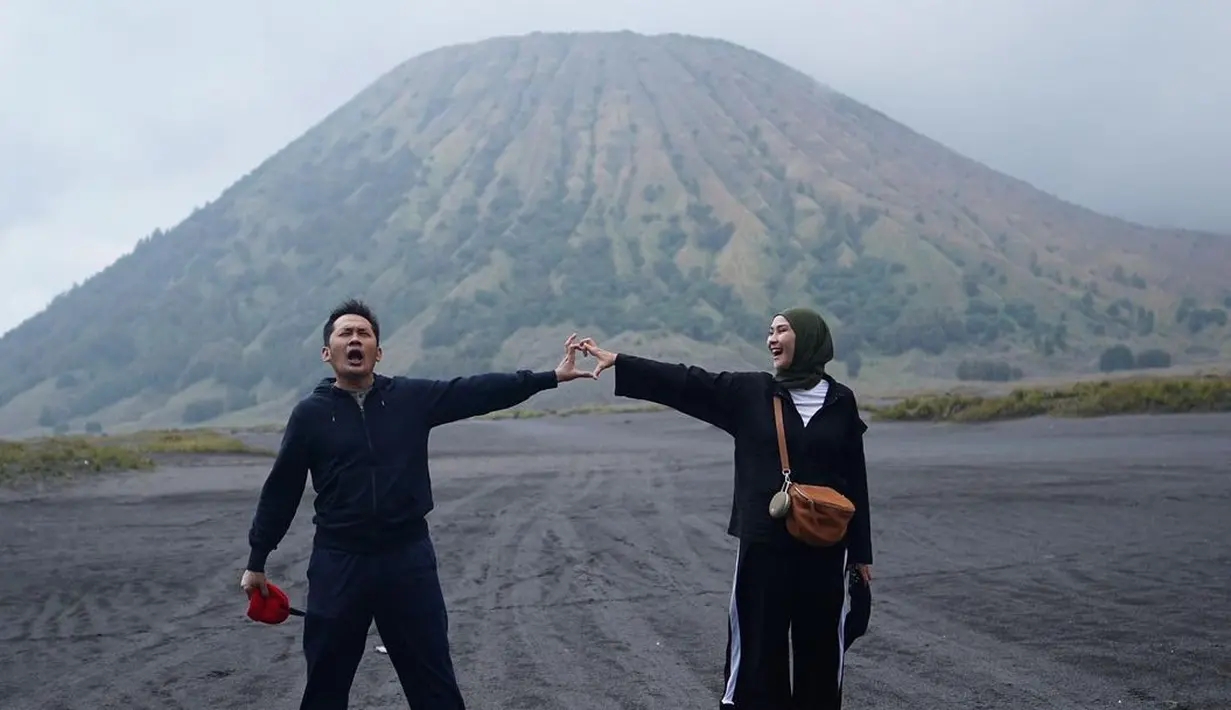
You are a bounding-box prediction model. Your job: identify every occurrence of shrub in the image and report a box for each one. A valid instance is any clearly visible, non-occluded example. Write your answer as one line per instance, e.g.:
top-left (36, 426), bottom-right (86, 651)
top-left (1134, 349), bottom-right (1172, 369)
top-left (956, 359), bottom-right (1023, 382)
top-left (182, 399), bottom-right (225, 424)
top-left (1098, 345), bottom-right (1135, 373)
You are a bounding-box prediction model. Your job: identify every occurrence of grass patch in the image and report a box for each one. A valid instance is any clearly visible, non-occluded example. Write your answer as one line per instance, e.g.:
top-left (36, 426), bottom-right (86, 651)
top-left (0, 428), bottom-right (271, 482)
top-left (0, 437), bottom-right (155, 482)
top-left (868, 373), bottom-right (1231, 423)
top-left (120, 429), bottom-right (267, 455)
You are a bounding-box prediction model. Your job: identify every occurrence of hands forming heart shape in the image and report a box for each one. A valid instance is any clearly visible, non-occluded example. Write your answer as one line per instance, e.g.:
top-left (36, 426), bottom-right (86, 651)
top-left (553, 334), bottom-right (617, 382)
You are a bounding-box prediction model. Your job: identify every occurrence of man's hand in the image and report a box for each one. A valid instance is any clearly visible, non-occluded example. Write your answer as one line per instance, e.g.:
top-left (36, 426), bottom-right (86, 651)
top-left (577, 337), bottom-right (617, 379)
top-left (241, 570), bottom-right (270, 598)
top-left (554, 333), bottom-right (598, 383)
top-left (852, 563), bottom-right (872, 584)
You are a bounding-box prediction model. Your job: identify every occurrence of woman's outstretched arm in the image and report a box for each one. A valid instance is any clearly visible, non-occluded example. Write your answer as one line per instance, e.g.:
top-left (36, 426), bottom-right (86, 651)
top-left (580, 339), bottom-right (746, 435)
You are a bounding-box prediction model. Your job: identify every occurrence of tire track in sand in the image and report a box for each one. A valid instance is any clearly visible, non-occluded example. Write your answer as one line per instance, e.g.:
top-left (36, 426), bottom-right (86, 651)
top-left (442, 450), bottom-right (734, 709)
top-left (442, 459), bottom-right (580, 709)
top-left (0, 488), bottom-right (308, 710)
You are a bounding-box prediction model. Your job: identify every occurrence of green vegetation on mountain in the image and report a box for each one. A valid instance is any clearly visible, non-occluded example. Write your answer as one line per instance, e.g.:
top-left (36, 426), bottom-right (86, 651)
top-left (1, 31), bottom-right (1228, 435)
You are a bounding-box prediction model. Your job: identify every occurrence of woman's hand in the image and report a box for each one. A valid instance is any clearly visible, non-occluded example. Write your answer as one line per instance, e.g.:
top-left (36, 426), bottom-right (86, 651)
top-left (577, 337), bottom-right (617, 378)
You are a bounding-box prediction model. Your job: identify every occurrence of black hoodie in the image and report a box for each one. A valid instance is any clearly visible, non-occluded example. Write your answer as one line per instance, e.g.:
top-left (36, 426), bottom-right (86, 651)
top-left (246, 369), bottom-right (558, 572)
top-left (611, 354), bottom-right (873, 564)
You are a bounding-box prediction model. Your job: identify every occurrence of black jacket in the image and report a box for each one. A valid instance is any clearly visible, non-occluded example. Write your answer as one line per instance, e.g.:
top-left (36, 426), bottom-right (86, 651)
top-left (612, 354), bottom-right (873, 564)
top-left (246, 370), bottom-right (559, 571)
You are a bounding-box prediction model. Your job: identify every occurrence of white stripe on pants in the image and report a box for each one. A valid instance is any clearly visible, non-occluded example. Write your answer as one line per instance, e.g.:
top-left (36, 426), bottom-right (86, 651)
top-left (721, 540), bottom-right (742, 705)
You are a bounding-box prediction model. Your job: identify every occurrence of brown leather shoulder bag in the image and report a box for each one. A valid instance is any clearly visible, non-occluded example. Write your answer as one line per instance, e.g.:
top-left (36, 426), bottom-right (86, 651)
top-left (767, 395), bottom-right (856, 546)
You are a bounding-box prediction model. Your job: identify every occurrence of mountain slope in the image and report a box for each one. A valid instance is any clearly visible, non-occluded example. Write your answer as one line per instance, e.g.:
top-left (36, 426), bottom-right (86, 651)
top-left (3, 31), bottom-right (1229, 436)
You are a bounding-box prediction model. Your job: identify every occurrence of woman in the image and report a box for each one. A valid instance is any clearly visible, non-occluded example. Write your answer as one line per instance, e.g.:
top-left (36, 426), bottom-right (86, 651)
top-left (578, 307), bottom-right (872, 709)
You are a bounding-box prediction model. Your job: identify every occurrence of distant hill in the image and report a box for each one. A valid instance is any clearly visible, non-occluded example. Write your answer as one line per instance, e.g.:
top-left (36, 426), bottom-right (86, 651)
top-left (2, 31), bottom-right (1228, 436)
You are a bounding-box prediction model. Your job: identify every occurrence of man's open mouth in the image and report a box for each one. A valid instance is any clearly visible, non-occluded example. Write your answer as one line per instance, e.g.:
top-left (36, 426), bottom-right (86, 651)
top-left (346, 348), bottom-right (364, 365)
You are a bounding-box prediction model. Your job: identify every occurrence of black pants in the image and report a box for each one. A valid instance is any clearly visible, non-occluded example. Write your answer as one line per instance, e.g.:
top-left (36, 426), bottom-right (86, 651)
top-left (299, 535), bottom-right (465, 710)
top-left (719, 540), bottom-right (850, 709)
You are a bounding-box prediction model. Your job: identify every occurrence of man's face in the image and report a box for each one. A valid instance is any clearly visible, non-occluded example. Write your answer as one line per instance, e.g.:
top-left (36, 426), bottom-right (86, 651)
top-left (322, 313), bottom-right (381, 381)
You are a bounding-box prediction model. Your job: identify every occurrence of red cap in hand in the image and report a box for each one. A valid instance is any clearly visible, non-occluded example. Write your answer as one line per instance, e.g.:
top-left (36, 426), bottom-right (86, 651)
top-left (246, 582), bottom-right (302, 624)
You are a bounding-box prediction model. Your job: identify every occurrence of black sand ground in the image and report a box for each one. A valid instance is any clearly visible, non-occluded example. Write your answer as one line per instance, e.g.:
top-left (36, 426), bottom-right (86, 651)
top-left (1, 411), bottom-right (1228, 709)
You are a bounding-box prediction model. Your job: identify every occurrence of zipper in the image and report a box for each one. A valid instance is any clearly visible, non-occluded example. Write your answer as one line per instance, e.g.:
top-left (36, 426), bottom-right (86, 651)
top-left (354, 396), bottom-right (378, 514)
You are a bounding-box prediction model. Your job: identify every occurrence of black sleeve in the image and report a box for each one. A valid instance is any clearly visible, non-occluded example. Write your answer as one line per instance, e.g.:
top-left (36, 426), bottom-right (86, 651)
top-left (246, 405), bottom-right (312, 572)
top-left (844, 413), bottom-right (873, 566)
top-left (612, 353), bottom-right (746, 434)
top-left (424, 370), bottom-right (559, 427)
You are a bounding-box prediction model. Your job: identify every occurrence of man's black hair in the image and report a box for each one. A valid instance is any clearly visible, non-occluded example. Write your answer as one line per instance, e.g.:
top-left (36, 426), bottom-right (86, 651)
top-left (323, 298), bottom-right (380, 345)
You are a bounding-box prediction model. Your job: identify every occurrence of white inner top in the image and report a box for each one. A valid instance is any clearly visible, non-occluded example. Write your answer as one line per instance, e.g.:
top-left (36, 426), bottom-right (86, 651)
top-left (788, 379), bottom-right (829, 427)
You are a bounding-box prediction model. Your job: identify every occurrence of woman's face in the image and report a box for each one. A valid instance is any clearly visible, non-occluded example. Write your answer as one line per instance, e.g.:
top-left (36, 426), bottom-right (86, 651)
top-left (767, 315), bottom-right (795, 370)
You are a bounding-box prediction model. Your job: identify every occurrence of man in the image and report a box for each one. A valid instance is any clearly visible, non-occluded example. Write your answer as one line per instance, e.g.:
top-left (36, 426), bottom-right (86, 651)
top-left (240, 298), bottom-right (595, 709)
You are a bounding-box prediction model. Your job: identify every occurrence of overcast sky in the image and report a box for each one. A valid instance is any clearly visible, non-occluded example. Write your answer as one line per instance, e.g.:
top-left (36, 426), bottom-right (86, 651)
top-left (2, 0), bottom-right (1228, 336)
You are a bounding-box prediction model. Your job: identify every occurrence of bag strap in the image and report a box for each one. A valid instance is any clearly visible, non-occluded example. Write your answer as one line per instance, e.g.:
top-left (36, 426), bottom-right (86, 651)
top-left (772, 396), bottom-right (791, 479)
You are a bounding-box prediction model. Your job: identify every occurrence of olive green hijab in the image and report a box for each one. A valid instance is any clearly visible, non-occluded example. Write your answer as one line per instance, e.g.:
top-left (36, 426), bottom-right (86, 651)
top-left (773, 307), bottom-right (834, 390)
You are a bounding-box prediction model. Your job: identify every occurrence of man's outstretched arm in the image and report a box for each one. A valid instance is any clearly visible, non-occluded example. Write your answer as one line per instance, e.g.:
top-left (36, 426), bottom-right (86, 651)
top-left (423, 370), bottom-right (560, 427)
top-left (423, 333), bottom-right (594, 427)
top-left (246, 406), bottom-right (312, 573)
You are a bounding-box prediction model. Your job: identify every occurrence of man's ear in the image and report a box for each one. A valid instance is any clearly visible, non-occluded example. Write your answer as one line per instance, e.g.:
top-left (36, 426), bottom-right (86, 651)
top-left (321, 346), bottom-right (330, 363)
top-left (375, 346), bottom-right (382, 363)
